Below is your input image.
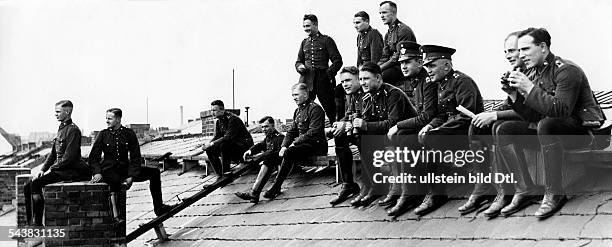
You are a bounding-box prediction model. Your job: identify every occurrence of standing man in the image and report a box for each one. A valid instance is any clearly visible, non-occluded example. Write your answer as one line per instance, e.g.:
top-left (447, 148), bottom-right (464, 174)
top-left (329, 66), bottom-right (363, 205)
top-left (383, 41), bottom-right (437, 216)
top-left (497, 28), bottom-right (605, 218)
top-left (354, 11), bottom-right (384, 67)
top-left (460, 31), bottom-right (526, 217)
top-left (378, 1), bottom-right (416, 86)
top-left (235, 116), bottom-right (285, 203)
top-left (202, 100), bottom-right (254, 181)
top-left (415, 45), bottom-right (485, 216)
top-left (296, 14), bottom-right (343, 122)
top-left (24, 100), bottom-right (90, 226)
top-left (263, 83), bottom-right (328, 199)
top-left (350, 62), bottom-right (417, 207)
top-left (89, 108), bottom-right (174, 219)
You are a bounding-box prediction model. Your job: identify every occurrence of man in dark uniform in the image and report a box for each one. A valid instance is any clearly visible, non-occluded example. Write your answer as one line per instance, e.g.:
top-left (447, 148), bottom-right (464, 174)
top-left (497, 28), bottom-right (605, 218)
top-left (354, 11), bottom-right (384, 67)
top-left (89, 108), bottom-right (174, 219)
top-left (460, 31), bottom-right (526, 217)
top-left (235, 116), bottom-right (285, 203)
top-left (350, 62), bottom-right (417, 207)
top-left (377, 1), bottom-right (417, 86)
top-left (415, 45), bottom-right (485, 216)
top-left (263, 83), bottom-right (328, 199)
top-left (202, 100), bottom-right (254, 181)
top-left (383, 41), bottom-right (437, 216)
top-left (24, 100), bottom-right (90, 226)
top-left (296, 14), bottom-right (343, 122)
top-left (329, 66), bottom-right (362, 205)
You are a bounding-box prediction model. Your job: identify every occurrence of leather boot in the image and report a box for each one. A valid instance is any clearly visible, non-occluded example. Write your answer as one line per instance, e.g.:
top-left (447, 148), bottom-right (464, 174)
top-left (458, 193), bottom-right (495, 214)
top-left (535, 142), bottom-right (567, 218)
top-left (32, 194), bottom-right (44, 226)
top-left (330, 183), bottom-right (360, 206)
top-left (263, 159), bottom-right (293, 199)
top-left (379, 162), bottom-right (401, 206)
top-left (387, 195), bottom-right (423, 216)
top-left (483, 193), bottom-right (513, 218)
top-left (236, 165), bottom-right (272, 203)
top-left (414, 194), bottom-right (448, 216)
top-left (500, 193), bottom-right (538, 217)
top-left (497, 144), bottom-right (536, 196)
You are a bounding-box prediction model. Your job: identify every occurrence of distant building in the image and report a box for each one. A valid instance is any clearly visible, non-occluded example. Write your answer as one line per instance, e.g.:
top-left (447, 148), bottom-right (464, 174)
top-left (200, 109), bottom-right (240, 137)
top-left (0, 127), bottom-right (21, 155)
top-left (125, 124), bottom-right (151, 141)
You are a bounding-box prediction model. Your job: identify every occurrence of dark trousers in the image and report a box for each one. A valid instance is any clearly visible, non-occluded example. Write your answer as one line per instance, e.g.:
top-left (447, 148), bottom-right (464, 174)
top-left (334, 134), bottom-right (357, 185)
top-left (468, 121), bottom-right (512, 196)
top-left (382, 64), bottom-right (405, 86)
top-left (496, 117), bottom-right (590, 195)
top-left (206, 141), bottom-right (249, 175)
top-left (390, 129), bottom-right (426, 196)
top-left (422, 126), bottom-right (470, 195)
top-left (358, 134), bottom-right (387, 195)
top-left (308, 69), bottom-right (337, 122)
top-left (268, 142), bottom-right (321, 192)
top-left (101, 167), bottom-right (165, 210)
top-left (24, 170), bottom-right (89, 226)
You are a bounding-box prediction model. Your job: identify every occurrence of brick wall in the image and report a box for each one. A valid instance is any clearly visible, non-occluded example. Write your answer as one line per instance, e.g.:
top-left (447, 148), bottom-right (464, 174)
top-left (0, 166), bottom-right (31, 210)
top-left (42, 182), bottom-right (126, 247)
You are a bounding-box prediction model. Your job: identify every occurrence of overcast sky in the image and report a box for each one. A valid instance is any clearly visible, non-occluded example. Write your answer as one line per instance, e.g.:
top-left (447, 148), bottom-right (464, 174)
top-left (1, 0), bottom-right (611, 136)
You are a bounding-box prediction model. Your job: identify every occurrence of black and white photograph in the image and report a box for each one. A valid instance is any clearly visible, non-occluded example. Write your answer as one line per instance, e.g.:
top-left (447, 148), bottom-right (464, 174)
top-left (1, 0), bottom-right (612, 246)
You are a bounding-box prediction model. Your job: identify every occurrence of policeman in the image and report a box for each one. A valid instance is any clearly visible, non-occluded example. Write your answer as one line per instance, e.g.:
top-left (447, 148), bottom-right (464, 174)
top-left (497, 28), bottom-right (605, 218)
top-left (263, 83), bottom-right (328, 199)
top-left (377, 1), bottom-right (417, 86)
top-left (296, 14), bottom-right (344, 122)
top-left (416, 45), bottom-right (485, 216)
top-left (462, 31), bottom-right (526, 217)
top-left (350, 62), bottom-right (417, 207)
top-left (89, 108), bottom-right (174, 220)
top-left (24, 100), bottom-right (90, 226)
top-left (235, 116), bottom-right (285, 203)
top-left (202, 100), bottom-right (254, 182)
top-left (383, 41), bottom-right (437, 216)
top-left (354, 11), bottom-right (384, 67)
top-left (329, 66), bottom-right (363, 206)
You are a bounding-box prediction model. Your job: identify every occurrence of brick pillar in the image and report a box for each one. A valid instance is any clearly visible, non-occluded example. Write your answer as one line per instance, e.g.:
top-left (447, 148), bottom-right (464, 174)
top-left (0, 167), bottom-right (31, 212)
top-left (43, 182), bottom-right (126, 247)
top-left (15, 174), bottom-right (32, 227)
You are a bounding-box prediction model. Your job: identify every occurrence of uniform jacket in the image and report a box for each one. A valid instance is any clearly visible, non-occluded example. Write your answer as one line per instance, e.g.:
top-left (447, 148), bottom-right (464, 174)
top-left (356, 26), bottom-right (384, 67)
top-left (212, 112), bottom-right (254, 149)
top-left (429, 70), bottom-right (484, 130)
top-left (396, 68), bottom-right (438, 130)
top-left (88, 126), bottom-right (141, 178)
top-left (42, 119), bottom-right (87, 178)
top-left (249, 130), bottom-right (284, 162)
top-left (282, 100), bottom-right (327, 153)
top-left (513, 52), bottom-right (605, 126)
top-left (295, 32), bottom-right (343, 90)
top-left (361, 83), bottom-right (417, 134)
top-left (379, 19), bottom-right (416, 70)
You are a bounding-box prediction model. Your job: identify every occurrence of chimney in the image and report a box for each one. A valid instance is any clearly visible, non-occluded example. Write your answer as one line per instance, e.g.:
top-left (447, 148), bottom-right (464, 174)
top-left (180, 106), bottom-right (184, 126)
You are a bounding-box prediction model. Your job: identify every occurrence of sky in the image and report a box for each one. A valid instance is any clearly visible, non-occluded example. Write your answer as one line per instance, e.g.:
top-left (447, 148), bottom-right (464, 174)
top-left (1, 0), bottom-right (611, 137)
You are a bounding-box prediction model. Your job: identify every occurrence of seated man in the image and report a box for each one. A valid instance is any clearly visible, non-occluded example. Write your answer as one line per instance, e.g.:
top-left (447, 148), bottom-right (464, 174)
top-left (235, 116), bottom-right (285, 203)
top-left (24, 100), bottom-right (90, 226)
top-left (89, 108), bottom-right (174, 220)
top-left (416, 45), bottom-right (485, 216)
top-left (350, 62), bottom-right (417, 207)
top-left (328, 66), bottom-right (363, 206)
top-left (384, 41), bottom-right (437, 216)
top-left (263, 83), bottom-right (327, 199)
top-left (202, 100), bottom-right (254, 181)
top-left (497, 28), bottom-right (605, 218)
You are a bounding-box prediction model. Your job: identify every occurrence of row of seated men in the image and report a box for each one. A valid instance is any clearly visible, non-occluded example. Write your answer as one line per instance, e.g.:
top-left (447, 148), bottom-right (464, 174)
top-left (229, 27), bottom-right (607, 220)
top-left (24, 101), bottom-right (174, 226)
